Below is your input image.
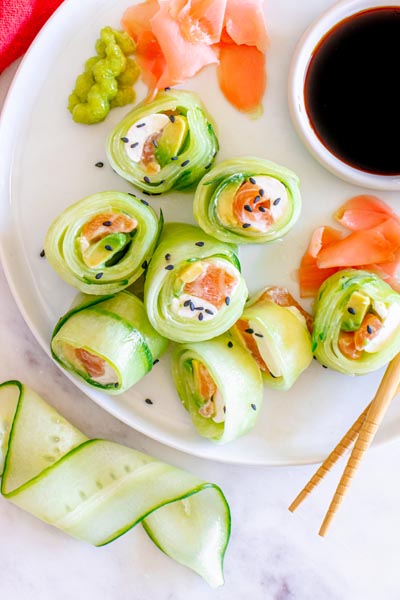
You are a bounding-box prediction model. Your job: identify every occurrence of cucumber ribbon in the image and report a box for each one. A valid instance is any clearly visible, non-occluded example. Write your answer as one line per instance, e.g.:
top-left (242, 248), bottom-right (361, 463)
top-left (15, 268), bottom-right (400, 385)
top-left (44, 191), bottom-right (161, 295)
top-left (106, 90), bottom-right (219, 194)
top-left (172, 334), bottom-right (263, 443)
top-left (312, 269), bottom-right (400, 375)
top-left (0, 381), bottom-right (230, 586)
top-left (231, 287), bottom-right (313, 390)
top-left (193, 157), bottom-right (301, 244)
top-left (144, 223), bottom-right (248, 342)
top-left (51, 291), bottom-right (167, 394)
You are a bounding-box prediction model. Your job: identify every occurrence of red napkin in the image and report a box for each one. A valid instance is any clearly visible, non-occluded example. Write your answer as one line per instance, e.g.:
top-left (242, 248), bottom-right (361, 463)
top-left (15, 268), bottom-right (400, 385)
top-left (0, 0), bottom-right (64, 73)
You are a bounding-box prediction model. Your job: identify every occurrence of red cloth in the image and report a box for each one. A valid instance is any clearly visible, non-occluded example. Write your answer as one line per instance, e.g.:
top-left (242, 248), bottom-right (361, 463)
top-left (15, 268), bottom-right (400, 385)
top-left (0, 0), bottom-right (64, 73)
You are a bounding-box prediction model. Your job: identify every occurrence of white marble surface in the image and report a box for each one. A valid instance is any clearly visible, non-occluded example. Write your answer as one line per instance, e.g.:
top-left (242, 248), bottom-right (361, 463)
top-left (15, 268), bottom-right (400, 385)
top-left (1, 60), bottom-right (400, 600)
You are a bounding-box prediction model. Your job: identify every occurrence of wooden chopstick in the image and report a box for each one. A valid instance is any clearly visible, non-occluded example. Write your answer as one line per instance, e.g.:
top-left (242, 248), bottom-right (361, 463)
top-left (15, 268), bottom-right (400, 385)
top-left (289, 354), bottom-right (400, 535)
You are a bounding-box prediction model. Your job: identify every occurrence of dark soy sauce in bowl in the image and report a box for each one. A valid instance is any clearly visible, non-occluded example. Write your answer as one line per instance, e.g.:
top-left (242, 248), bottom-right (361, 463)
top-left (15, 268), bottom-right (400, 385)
top-left (304, 7), bottom-right (400, 176)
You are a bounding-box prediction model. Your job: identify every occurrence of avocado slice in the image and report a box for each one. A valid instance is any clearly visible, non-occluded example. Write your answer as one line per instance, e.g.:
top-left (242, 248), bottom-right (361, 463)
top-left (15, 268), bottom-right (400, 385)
top-left (155, 115), bottom-right (188, 166)
top-left (81, 232), bottom-right (130, 268)
top-left (215, 177), bottom-right (245, 227)
top-left (341, 291), bottom-right (370, 331)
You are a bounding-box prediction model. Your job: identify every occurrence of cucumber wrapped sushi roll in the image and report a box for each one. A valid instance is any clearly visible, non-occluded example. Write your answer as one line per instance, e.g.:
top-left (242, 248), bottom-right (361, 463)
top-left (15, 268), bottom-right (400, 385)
top-left (172, 335), bottom-right (263, 444)
top-left (193, 157), bottom-right (301, 244)
top-left (144, 223), bottom-right (248, 342)
top-left (312, 269), bottom-right (400, 375)
top-left (51, 291), bottom-right (167, 394)
top-left (106, 89), bottom-right (219, 194)
top-left (44, 191), bottom-right (161, 294)
top-left (231, 287), bottom-right (313, 390)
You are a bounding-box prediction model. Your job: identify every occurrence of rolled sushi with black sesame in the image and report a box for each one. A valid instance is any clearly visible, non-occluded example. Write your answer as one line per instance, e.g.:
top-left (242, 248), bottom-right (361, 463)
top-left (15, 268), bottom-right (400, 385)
top-left (106, 89), bottom-right (219, 194)
top-left (172, 334), bottom-right (263, 444)
top-left (44, 191), bottom-right (161, 295)
top-left (231, 286), bottom-right (313, 390)
top-left (144, 223), bottom-right (248, 343)
top-left (193, 157), bottom-right (301, 244)
top-left (51, 291), bottom-right (168, 394)
top-left (312, 269), bottom-right (400, 375)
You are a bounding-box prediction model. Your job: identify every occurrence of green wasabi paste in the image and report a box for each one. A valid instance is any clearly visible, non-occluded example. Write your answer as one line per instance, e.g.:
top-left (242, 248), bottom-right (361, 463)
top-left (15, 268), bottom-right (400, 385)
top-left (68, 27), bottom-right (139, 124)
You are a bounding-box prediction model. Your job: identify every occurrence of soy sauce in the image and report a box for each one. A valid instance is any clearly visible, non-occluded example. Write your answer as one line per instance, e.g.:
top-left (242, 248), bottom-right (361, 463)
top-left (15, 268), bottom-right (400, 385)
top-left (304, 7), bottom-right (400, 175)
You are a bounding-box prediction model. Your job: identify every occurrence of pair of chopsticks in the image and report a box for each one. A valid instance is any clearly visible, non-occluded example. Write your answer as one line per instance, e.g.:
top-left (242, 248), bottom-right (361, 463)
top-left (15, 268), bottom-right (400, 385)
top-left (289, 353), bottom-right (400, 536)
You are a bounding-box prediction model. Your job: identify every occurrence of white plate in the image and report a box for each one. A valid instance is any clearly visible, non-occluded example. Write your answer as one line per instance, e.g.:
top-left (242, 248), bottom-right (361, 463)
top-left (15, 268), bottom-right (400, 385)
top-left (1, 0), bottom-right (399, 466)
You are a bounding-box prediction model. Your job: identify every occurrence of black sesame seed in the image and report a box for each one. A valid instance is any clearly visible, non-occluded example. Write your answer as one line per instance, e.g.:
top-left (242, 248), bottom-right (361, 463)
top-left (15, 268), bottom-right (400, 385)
top-left (367, 325), bottom-right (373, 334)
top-left (227, 341), bottom-right (233, 348)
top-left (255, 333), bottom-right (264, 338)
top-left (223, 406), bottom-right (226, 413)
top-left (145, 398), bottom-right (153, 405)
top-left (114, 383), bottom-right (119, 388)
top-left (165, 264), bottom-right (174, 270)
top-left (130, 142), bottom-right (139, 148)
top-left (205, 163), bottom-right (212, 169)
top-left (244, 205), bottom-right (252, 212)
top-left (95, 273), bottom-right (103, 280)
top-left (184, 300), bottom-right (191, 307)
top-left (190, 301), bottom-right (195, 311)
top-left (165, 253), bottom-right (171, 260)
top-left (152, 139), bottom-right (158, 148)
top-left (128, 192), bottom-right (136, 197)
top-left (195, 306), bottom-right (204, 311)
top-left (225, 296), bottom-right (231, 306)
top-left (142, 260), bottom-right (148, 269)
top-left (95, 161), bottom-right (104, 168)
top-left (198, 312), bottom-right (204, 321)
top-left (103, 220), bottom-right (112, 226)
top-left (153, 359), bottom-right (159, 365)
top-left (259, 206), bottom-right (267, 212)
top-left (141, 198), bottom-right (149, 205)
top-left (136, 123), bottom-right (146, 128)
top-left (181, 159), bottom-right (190, 167)
top-left (169, 115), bottom-right (175, 122)
top-left (259, 189), bottom-right (265, 196)
top-left (347, 307), bottom-right (356, 315)
top-left (143, 191), bottom-right (151, 195)
top-left (251, 403), bottom-right (257, 411)
top-left (39, 249), bottom-right (45, 258)
top-left (273, 197), bottom-right (281, 206)
top-left (171, 156), bottom-right (178, 161)
top-left (121, 137), bottom-right (129, 143)
top-left (254, 195), bottom-right (261, 203)
top-left (164, 87), bottom-right (171, 91)
top-left (105, 245), bottom-right (113, 251)
top-left (249, 177), bottom-right (256, 184)
top-left (205, 309), bottom-right (214, 315)
top-left (322, 365), bottom-right (328, 369)
top-left (242, 223), bottom-right (251, 228)
top-left (151, 192), bottom-right (162, 196)
top-left (195, 241), bottom-right (205, 247)
top-left (143, 176), bottom-right (151, 183)
top-left (245, 328), bottom-right (254, 334)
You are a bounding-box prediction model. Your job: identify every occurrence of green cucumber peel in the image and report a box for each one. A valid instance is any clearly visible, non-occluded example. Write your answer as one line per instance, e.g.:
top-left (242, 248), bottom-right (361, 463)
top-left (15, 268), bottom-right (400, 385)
top-left (44, 191), bottom-right (160, 295)
top-left (193, 157), bottom-right (302, 244)
top-left (0, 381), bottom-right (230, 587)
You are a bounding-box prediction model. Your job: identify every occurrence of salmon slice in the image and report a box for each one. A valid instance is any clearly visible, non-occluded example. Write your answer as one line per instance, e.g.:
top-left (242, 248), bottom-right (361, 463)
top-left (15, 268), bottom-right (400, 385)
top-left (335, 195), bottom-right (399, 230)
top-left (298, 226), bottom-right (344, 298)
top-left (235, 319), bottom-right (268, 372)
top-left (354, 314), bottom-right (382, 351)
top-left (75, 348), bottom-right (105, 378)
top-left (81, 213), bottom-right (137, 242)
top-left (169, 0), bottom-right (227, 44)
top-left (184, 262), bottom-right (237, 308)
top-left (224, 0), bottom-right (268, 52)
top-left (232, 180), bottom-right (272, 229)
top-left (218, 42), bottom-right (266, 113)
top-left (338, 331), bottom-right (362, 360)
top-left (316, 219), bottom-right (400, 268)
top-left (150, 0), bottom-right (219, 87)
top-left (257, 286), bottom-right (313, 333)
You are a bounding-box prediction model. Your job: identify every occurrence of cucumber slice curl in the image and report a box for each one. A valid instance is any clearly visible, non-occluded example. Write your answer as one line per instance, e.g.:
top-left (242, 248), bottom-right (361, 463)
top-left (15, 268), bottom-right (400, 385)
top-left (0, 381), bottom-right (230, 587)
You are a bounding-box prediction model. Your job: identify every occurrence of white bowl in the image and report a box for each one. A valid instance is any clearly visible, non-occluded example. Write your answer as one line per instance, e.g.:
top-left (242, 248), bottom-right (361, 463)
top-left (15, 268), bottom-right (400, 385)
top-left (288, 0), bottom-right (400, 191)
